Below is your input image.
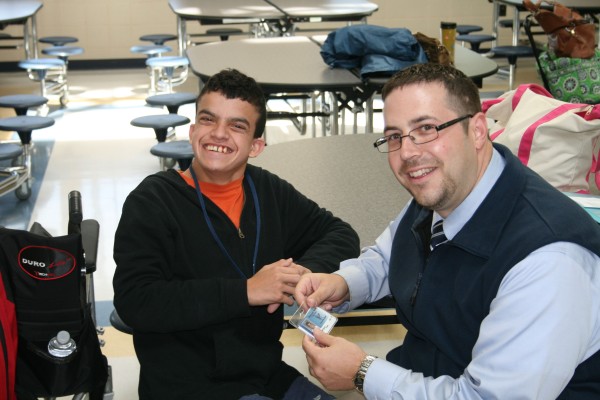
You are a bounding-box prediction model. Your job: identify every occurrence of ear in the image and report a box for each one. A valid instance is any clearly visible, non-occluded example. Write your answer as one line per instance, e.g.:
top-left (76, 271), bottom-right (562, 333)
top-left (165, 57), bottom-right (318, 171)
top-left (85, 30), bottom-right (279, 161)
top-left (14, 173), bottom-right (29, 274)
top-left (471, 112), bottom-right (489, 149)
top-left (249, 138), bottom-right (266, 158)
top-left (188, 124), bottom-right (195, 142)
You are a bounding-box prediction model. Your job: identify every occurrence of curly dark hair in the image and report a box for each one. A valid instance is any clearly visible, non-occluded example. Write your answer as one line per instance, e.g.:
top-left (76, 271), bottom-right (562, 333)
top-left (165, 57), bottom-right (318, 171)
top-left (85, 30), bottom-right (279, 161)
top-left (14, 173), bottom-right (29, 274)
top-left (381, 63), bottom-right (482, 117)
top-left (197, 69), bottom-right (267, 138)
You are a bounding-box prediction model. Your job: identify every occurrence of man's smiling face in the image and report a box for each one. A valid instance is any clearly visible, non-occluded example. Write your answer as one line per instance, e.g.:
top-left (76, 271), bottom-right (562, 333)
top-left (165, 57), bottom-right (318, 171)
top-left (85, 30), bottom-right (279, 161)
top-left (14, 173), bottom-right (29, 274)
top-left (188, 90), bottom-right (265, 184)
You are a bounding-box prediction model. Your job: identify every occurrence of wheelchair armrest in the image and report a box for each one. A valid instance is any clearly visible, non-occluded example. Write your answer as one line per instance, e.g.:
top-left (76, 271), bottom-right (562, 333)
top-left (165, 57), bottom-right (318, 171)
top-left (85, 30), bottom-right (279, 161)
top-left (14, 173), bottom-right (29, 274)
top-left (81, 219), bottom-right (99, 273)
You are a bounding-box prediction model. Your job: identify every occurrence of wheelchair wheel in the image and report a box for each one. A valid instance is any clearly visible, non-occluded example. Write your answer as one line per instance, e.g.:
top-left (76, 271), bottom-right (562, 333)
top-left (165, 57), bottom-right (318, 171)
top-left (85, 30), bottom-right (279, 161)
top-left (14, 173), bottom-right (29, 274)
top-left (15, 179), bottom-right (31, 200)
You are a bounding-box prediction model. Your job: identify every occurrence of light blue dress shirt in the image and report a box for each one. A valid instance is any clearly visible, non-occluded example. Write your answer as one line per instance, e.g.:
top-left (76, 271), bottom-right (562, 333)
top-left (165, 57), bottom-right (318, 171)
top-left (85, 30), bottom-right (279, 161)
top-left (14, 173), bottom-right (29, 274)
top-left (336, 149), bottom-right (600, 399)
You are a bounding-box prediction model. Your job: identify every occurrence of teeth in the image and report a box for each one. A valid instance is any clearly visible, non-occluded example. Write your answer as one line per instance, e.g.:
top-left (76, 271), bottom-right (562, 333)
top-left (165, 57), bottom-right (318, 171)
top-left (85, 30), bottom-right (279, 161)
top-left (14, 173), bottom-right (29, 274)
top-left (409, 168), bottom-right (434, 178)
top-left (206, 144), bottom-right (230, 153)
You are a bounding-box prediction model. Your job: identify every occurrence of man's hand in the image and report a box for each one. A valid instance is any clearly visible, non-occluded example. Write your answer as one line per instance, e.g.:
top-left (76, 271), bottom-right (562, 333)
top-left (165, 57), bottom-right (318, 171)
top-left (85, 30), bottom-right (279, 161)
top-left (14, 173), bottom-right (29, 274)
top-left (303, 328), bottom-right (367, 391)
top-left (294, 273), bottom-right (350, 311)
top-left (247, 258), bottom-right (309, 313)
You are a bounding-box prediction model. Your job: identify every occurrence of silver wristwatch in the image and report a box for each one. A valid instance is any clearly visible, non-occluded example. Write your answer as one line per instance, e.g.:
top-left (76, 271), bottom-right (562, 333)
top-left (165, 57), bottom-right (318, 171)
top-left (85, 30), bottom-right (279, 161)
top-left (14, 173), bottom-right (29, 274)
top-left (353, 355), bottom-right (377, 394)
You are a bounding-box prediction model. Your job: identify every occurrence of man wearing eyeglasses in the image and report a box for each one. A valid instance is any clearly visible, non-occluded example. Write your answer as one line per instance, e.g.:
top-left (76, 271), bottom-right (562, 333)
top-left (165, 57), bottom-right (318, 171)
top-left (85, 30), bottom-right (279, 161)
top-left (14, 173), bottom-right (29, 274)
top-left (294, 63), bottom-right (600, 399)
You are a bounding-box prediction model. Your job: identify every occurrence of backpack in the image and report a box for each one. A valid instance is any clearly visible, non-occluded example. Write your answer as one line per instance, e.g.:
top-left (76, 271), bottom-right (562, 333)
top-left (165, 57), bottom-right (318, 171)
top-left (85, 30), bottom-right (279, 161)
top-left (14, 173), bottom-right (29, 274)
top-left (0, 265), bottom-right (17, 400)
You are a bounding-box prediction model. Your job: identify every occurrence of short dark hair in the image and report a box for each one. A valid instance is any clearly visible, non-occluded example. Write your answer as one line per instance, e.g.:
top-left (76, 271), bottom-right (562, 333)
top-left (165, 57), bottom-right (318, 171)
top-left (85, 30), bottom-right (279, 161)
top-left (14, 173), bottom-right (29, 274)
top-left (381, 63), bottom-right (482, 117)
top-left (197, 69), bottom-right (267, 138)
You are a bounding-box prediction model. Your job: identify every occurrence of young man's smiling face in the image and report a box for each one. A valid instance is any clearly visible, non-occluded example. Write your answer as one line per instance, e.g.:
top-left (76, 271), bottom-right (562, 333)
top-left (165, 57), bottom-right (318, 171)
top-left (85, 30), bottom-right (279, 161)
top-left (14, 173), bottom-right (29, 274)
top-left (188, 90), bottom-right (265, 184)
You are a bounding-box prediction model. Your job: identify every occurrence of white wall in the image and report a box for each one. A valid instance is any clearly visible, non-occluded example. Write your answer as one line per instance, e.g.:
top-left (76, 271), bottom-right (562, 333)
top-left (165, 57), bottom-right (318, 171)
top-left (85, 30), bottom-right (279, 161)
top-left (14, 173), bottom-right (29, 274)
top-left (0, 0), bottom-right (520, 62)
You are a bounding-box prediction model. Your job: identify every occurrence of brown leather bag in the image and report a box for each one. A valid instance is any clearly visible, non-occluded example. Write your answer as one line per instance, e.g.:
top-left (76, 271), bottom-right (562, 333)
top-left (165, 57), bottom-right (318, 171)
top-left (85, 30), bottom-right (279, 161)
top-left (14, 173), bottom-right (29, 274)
top-left (524, 0), bottom-right (596, 59)
top-left (413, 32), bottom-right (452, 65)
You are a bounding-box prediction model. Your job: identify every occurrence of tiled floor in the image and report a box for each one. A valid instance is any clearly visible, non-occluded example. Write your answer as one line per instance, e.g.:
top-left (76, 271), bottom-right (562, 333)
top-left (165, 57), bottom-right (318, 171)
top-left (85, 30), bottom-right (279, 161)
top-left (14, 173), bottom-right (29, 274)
top-left (0, 55), bottom-right (542, 399)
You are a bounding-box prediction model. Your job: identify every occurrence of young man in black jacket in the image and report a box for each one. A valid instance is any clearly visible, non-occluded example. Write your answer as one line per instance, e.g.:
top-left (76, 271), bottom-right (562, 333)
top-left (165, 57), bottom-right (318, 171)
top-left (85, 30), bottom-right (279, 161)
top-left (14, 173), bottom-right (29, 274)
top-left (113, 69), bottom-right (360, 399)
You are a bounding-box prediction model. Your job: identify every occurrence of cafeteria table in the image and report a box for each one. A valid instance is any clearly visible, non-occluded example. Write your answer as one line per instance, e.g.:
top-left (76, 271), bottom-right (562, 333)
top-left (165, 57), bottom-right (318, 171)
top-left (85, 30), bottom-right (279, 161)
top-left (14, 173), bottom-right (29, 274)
top-left (186, 36), bottom-right (498, 135)
top-left (0, 0), bottom-right (43, 59)
top-left (250, 134), bottom-right (409, 248)
top-left (168, 0), bottom-right (378, 55)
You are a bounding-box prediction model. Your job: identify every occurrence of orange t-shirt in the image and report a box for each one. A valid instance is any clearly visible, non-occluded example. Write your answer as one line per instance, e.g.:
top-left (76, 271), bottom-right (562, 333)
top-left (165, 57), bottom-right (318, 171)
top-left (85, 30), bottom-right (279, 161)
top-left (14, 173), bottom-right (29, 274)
top-left (179, 171), bottom-right (244, 228)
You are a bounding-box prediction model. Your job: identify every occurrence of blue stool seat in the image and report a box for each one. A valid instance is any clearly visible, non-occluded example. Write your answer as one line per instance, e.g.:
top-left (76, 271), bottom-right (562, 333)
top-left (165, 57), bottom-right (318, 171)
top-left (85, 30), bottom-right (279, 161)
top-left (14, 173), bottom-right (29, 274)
top-left (130, 114), bottom-right (190, 142)
top-left (145, 92), bottom-right (196, 114)
top-left (18, 58), bottom-right (65, 72)
top-left (491, 45), bottom-right (533, 90)
top-left (0, 116), bottom-right (55, 144)
top-left (457, 34), bottom-right (495, 52)
top-left (130, 44), bottom-right (172, 57)
top-left (140, 34), bottom-right (177, 45)
top-left (109, 309), bottom-right (133, 335)
top-left (150, 140), bottom-right (193, 170)
top-left (145, 56), bottom-right (189, 69)
top-left (206, 28), bottom-right (244, 41)
top-left (456, 25), bottom-right (483, 35)
top-left (0, 94), bottom-right (48, 116)
top-left (42, 45), bottom-right (84, 61)
top-left (0, 143), bottom-right (23, 161)
top-left (39, 36), bottom-right (78, 46)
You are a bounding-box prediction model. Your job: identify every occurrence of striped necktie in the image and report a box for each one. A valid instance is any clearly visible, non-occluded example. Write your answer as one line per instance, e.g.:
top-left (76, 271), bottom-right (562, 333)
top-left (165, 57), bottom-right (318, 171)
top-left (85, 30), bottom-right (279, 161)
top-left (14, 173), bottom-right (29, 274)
top-left (430, 219), bottom-right (447, 250)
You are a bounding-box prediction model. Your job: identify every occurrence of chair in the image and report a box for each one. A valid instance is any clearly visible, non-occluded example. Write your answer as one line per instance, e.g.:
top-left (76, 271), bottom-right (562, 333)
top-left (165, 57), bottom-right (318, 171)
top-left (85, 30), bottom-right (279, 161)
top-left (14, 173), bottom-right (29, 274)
top-left (139, 33), bottom-right (177, 46)
top-left (456, 25), bottom-right (483, 35)
top-left (145, 56), bottom-right (190, 94)
top-left (457, 33), bottom-right (495, 52)
top-left (130, 114), bottom-right (190, 170)
top-left (40, 46), bottom-right (84, 106)
top-left (0, 143), bottom-right (28, 200)
top-left (145, 92), bottom-right (197, 114)
top-left (490, 45), bottom-right (533, 90)
top-left (0, 115), bottom-right (55, 200)
top-left (150, 140), bottom-right (193, 170)
top-left (206, 27), bottom-right (244, 41)
top-left (18, 58), bottom-right (68, 107)
top-left (0, 94), bottom-right (48, 116)
top-left (39, 36), bottom-right (79, 47)
top-left (130, 44), bottom-right (173, 93)
top-left (0, 190), bottom-right (112, 399)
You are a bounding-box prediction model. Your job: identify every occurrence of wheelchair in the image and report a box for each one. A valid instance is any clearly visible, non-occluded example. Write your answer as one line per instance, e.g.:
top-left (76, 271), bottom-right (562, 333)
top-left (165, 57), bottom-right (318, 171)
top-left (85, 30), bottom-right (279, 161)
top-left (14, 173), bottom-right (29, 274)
top-left (0, 191), bottom-right (113, 400)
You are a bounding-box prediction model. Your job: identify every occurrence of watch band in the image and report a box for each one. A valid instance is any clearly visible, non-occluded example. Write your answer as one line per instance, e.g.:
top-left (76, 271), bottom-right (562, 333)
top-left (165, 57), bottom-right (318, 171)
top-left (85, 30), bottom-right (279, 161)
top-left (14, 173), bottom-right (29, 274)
top-left (353, 354), bottom-right (377, 394)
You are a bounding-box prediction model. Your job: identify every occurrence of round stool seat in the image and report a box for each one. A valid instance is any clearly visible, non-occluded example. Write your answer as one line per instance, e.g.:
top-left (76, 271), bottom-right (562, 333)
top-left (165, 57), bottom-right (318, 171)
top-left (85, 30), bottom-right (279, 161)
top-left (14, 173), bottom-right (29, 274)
top-left (109, 309), bottom-right (133, 335)
top-left (146, 92), bottom-right (197, 114)
top-left (0, 116), bottom-right (55, 132)
top-left (140, 33), bottom-right (178, 45)
top-left (131, 114), bottom-right (190, 142)
top-left (499, 19), bottom-right (524, 28)
top-left (456, 25), bottom-right (483, 35)
top-left (0, 116), bottom-right (55, 145)
top-left (457, 34), bottom-right (495, 52)
top-left (0, 94), bottom-right (48, 116)
top-left (39, 36), bottom-right (78, 46)
top-left (146, 56), bottom-right (189, 69)
top-left (151, 140), bottom-right (193, 170)
top-left (42, 45), bottom-right (84, 59)
top-left (150, 140), bottom-right (193, 159)
top-left (206, 27), bottom-right (243, 41)
top-left (18, 58), bottom-right (65, 71)
top-left (492, 45), bottom-right (533, 63)
top-left (130, 44), bottom-right (172, 57)
top-left (0, 143), bottom-right (23, 161)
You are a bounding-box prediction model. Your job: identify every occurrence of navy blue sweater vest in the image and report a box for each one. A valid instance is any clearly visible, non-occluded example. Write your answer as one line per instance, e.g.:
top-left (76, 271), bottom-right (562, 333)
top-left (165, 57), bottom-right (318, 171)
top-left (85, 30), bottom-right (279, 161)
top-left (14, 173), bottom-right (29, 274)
top-left (387, 144), bottom-right (600, 398)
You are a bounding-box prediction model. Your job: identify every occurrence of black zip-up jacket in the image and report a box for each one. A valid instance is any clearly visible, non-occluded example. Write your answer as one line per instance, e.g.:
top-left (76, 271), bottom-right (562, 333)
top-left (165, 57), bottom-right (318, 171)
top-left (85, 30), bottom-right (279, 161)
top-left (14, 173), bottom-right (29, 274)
top-left (113, 165), bottom-right (360, 399)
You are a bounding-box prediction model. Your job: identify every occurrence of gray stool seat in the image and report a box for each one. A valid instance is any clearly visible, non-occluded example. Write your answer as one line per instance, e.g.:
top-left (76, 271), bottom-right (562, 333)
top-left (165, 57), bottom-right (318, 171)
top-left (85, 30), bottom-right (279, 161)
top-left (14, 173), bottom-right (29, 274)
top-left (0, 143), bottom-right (23, 161)
top-left (457, 34), bottom-right (495, 52)
top-left (150, 140), bottom-right (193, 170)
top-left (140, 34), bottom-right (177, 45)
top-left (0, 94), bottom-right (48, 116)
top-left (130, 114), bottom-right (190, 142)
top-left (146, 92), bottom-right (196, 114)
top-left (206, 27), bottom-right (244, 41)
top-left (42, 45), bottom-right (84, 61)
top-left (0, 116), bottom-right (55, 144)
top-left (456, 25), bottom-right (483, 35)
top-left (499, 19), bottom-right (524, 28)
top-left (39, 36), bottom-right (78, 46)
top-left (130, 44), bottom-right (172, 57)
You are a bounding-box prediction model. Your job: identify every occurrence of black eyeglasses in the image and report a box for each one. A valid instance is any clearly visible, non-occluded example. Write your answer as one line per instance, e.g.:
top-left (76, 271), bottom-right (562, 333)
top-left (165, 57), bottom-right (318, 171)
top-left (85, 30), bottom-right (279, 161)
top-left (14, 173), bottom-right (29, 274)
top-left (373, 114), bottom-right (473, 153)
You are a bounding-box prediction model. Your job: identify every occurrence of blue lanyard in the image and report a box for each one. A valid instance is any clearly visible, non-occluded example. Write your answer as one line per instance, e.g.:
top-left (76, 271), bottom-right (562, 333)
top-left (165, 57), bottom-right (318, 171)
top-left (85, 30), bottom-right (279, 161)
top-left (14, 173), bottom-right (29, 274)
top-left (189, 168), bottom-right (261, 278)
